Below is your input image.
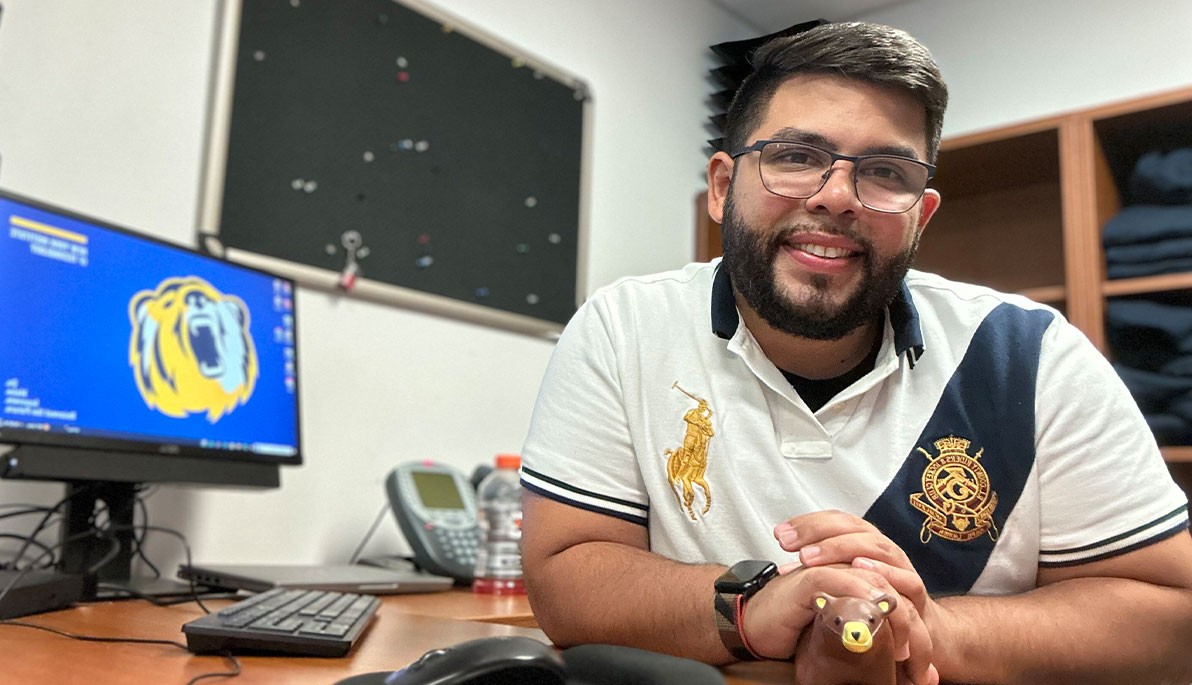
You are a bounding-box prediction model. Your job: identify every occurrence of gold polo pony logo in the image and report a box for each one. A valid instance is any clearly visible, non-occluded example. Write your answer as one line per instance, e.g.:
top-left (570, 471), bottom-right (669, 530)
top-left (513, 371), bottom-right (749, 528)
top-left (910, 435), bottom-right (999, 543)
top-left (665, 382), bottom-right (714, 521)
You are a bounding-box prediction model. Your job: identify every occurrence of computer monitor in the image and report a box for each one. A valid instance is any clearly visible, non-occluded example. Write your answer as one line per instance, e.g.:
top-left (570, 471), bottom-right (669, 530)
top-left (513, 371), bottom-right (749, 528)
top-left (0, 188), bottom-right (302, 594)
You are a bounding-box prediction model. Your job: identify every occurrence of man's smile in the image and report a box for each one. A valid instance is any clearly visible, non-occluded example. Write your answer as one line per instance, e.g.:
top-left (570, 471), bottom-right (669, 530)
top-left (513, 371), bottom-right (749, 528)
top-left (790, 243), bottom-right (859, 259)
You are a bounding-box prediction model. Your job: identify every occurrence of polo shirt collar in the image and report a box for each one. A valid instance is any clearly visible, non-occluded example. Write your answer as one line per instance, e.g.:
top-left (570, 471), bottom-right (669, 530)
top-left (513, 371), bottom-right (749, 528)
top-left (709, 261), bottom-right (926, 363)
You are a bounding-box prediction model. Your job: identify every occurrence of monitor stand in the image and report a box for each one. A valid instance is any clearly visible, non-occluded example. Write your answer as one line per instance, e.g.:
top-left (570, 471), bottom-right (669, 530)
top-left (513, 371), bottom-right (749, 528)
top-left (95, 576), bottom-right (221, 600)
top-left (58, 482), bottom-right (223, 600)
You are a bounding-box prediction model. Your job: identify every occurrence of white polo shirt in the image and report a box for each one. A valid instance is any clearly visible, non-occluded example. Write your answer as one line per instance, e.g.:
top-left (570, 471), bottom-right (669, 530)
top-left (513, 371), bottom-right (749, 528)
top-left (521, 260), bottom-right (1189, 595)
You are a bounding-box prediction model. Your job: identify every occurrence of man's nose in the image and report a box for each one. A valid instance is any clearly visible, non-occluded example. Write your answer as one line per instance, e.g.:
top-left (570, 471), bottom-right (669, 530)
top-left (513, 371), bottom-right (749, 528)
top-left (807, 162), bottom-right (860, 213)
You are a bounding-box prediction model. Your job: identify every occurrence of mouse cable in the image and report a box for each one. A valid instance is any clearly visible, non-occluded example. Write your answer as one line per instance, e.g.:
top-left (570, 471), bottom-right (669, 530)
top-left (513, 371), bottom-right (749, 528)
top-left (348, 501), bottom-right (391, 564)
top-left (0, 619), bottom-right (241, 685)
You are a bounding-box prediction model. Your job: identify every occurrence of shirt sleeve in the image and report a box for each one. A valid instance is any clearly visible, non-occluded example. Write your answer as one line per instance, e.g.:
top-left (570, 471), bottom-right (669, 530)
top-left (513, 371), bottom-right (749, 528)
top-left (1034, 316), bottom-right (1189, 567)
top-left (520, 293), bottom-right (650, 525)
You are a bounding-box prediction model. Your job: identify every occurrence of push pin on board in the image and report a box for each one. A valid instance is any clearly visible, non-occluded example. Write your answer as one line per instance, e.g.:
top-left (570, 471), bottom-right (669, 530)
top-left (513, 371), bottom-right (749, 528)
top-left (337, 230), bottom-right (369, 291)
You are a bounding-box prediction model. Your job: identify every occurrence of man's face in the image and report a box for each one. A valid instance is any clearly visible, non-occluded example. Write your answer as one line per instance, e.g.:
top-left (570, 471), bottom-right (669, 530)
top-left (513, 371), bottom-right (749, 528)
top-left (713, 74), bottom-right (940, 340)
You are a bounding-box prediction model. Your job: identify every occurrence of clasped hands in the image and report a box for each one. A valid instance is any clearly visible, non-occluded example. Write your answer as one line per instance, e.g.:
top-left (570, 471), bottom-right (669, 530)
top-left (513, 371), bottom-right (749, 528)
top-left (740, 510), bottom-right (943, 685)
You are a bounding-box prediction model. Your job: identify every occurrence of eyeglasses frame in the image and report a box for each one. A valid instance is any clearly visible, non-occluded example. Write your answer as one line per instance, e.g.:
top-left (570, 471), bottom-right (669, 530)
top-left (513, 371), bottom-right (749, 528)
top-left (729, 139), bottom-right (937, 214)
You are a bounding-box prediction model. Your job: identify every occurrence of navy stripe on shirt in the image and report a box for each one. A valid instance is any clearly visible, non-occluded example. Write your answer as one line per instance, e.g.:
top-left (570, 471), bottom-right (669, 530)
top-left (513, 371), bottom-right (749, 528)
top-left (865, 303), bottom-right (1055, 595)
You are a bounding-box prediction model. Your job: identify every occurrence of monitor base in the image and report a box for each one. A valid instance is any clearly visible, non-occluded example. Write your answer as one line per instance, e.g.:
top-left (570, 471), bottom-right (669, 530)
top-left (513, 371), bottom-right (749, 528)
top-left (95, 576), bottom-right (221, 600)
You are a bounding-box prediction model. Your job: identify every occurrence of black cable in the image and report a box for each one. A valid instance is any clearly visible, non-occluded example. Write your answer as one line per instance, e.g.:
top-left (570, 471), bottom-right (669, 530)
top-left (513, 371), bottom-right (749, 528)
top-left (348, 501), bottom-right (391, 564)
top-left (3, 498), bottom-right (213, 613)
top-left (0, 506), bottom-right (61, 570)
top-left (0, 533), bottom-right (55, 566)
top-left (10, 483), bottom-right (99, 571)
top-left (185, 652), bottom-right (241, 685)
top-left (0, 504), bottom-right (56, 519)
top-left (0, 617), bottom-right (189, 648)
top-left (0, 528), bottom-right (120, 611)
top-left (0, 520), bottom-right (241, 683)
top-left (103, 523), bottom-right (214, 614)
top-left (0, 619), bottom-right (242, 684)
top-left (131, 488), bottom-right (162, 579)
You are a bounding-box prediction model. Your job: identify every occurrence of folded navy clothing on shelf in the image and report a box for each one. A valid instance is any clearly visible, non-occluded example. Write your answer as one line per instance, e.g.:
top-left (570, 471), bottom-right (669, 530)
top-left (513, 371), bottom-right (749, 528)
top-left (1143, 412), bottom-right (1192, 446)
top-left (1106, 298), bottom-right (1192, 370)
top-left (1107, 256), bottom-right (1192, 279)
top-left (1115, 363), bottom-right (1192, 444)
top-left (1113, 364), bottom-right (1192, 417)
top-left (1129, 148), bottom-right (1192, 205)
top-left (1104, 235), bottom-right (1192, 264)
top-left (1103, 205), bottom-right (1192, 247)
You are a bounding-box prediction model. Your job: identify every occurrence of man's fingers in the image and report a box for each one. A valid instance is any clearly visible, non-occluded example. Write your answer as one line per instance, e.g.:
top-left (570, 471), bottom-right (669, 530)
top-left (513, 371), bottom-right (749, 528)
top-left (746, 564), bottom-right (885, 659)
top-left (852, 556), bottom-right (930, 614)
top-left (774, 510), bottom-right (879, 551)
top-left (897, 596), bottom-right (936, 685)
top-left (794, 531), bottom-right (914, 575)
top-left (776, 559), bottom-right (804, 575)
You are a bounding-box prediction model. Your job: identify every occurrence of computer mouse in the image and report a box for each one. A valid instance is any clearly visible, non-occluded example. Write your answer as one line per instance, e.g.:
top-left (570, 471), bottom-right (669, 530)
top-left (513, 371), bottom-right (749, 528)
top-left (340, 635), bottom-right (566, 685)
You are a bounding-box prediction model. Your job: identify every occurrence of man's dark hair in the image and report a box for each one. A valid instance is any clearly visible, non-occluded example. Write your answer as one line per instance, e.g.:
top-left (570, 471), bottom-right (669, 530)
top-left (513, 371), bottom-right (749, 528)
top-left (724, 22), bottom-right (949, 162)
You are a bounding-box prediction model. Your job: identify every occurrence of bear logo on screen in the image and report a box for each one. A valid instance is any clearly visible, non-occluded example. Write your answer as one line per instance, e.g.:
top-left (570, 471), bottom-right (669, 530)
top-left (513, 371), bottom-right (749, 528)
top-left (128, 276), bottom-right (258, 422)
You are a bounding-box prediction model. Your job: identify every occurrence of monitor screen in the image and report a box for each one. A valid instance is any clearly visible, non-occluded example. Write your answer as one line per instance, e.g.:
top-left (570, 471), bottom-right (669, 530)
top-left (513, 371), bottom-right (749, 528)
top-left (0, 189), bottom-right (303, 594)
top-left (0, 189), bottom-right (302, 467)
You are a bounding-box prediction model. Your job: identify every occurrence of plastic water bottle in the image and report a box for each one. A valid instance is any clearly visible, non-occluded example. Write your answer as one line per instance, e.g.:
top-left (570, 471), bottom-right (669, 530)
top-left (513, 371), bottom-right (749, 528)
top-left (472, 453), bottom-right (525, 595)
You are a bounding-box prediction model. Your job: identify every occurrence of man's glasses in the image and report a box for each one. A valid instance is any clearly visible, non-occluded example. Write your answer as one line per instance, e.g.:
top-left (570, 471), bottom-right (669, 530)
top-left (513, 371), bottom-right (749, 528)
top-left (730, 140), bottom-right (936, 214)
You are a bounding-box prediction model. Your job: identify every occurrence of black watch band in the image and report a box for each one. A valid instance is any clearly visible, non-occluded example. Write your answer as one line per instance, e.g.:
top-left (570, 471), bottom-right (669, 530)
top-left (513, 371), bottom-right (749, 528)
top-left (713, 560), bottom-right (778, 661)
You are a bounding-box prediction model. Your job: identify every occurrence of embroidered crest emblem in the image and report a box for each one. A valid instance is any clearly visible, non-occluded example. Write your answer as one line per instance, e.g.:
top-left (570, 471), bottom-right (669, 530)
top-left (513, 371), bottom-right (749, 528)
top-left (909, 435), bottom-right (999, 543)
top-left (664, 382), bottom-right (714, 521)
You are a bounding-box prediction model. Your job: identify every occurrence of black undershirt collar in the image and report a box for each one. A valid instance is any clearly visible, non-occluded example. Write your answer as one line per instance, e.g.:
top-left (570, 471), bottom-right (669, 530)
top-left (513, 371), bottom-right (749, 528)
top-left (780, 328), bottom-right (882, 412)
top-left (708, 262), bottom-right (901, 410)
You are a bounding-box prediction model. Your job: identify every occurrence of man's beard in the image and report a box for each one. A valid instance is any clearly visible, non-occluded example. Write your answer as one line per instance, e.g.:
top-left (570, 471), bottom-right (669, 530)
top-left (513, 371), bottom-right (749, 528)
top-left (720, 193), bottom-right (919, 341)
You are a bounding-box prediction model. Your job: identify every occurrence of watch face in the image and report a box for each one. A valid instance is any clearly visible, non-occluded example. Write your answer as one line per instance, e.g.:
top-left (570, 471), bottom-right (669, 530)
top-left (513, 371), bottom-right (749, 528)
top-left (715, 560), bottom-right (778, 594)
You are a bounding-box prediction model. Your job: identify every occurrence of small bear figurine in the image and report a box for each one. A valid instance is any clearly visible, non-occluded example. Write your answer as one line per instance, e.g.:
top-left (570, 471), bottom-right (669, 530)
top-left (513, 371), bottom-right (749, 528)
top-left (793, 592), bottom-right (898, 685)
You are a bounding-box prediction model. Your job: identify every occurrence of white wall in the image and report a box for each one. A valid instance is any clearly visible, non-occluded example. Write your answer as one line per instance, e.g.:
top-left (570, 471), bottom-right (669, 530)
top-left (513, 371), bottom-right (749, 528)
top-left (862, 0), bottom-right (1192, 138)
top-left (0, 1), bottom-right (754, 570)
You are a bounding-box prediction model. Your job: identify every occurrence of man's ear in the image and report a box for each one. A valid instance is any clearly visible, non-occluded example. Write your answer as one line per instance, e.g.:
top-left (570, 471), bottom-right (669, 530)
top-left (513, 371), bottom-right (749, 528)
top-left (917, 187), bottom-right (941, 233)
top-left (706, 151), bottom-right (735, 224)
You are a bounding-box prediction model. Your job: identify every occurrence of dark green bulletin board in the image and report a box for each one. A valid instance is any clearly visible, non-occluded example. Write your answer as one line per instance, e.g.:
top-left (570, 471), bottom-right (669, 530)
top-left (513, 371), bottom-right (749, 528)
top-left (199, 0), bottom-right (590, 335)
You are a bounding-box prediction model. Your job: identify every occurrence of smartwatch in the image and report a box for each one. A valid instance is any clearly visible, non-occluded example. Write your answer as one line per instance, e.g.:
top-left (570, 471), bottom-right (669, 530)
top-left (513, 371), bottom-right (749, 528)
top-left (713, 559), bottom-right (778, 660)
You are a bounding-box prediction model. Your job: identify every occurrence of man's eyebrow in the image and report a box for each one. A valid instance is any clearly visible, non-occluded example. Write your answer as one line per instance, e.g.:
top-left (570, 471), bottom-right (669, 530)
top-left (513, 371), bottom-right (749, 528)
top-left (767, 127), bottom-right (833, 149)
top-left (766, 127), bottom-right (925, 161)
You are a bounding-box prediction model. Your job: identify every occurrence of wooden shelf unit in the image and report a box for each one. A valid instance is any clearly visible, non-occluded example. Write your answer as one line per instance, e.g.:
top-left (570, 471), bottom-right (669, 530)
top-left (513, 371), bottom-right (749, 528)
top-left (694, 84), bottom-right (1192, 469)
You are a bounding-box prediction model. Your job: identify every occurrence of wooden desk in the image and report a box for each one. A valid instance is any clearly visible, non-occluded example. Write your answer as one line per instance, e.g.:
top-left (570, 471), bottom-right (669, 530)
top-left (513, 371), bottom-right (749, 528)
top-left (0, 590), bottom-right (799, 684)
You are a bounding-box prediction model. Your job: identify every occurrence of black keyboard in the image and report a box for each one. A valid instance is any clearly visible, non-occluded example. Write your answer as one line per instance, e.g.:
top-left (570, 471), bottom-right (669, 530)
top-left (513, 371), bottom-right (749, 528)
top-left (182, 587), bottom-right (381, 657)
